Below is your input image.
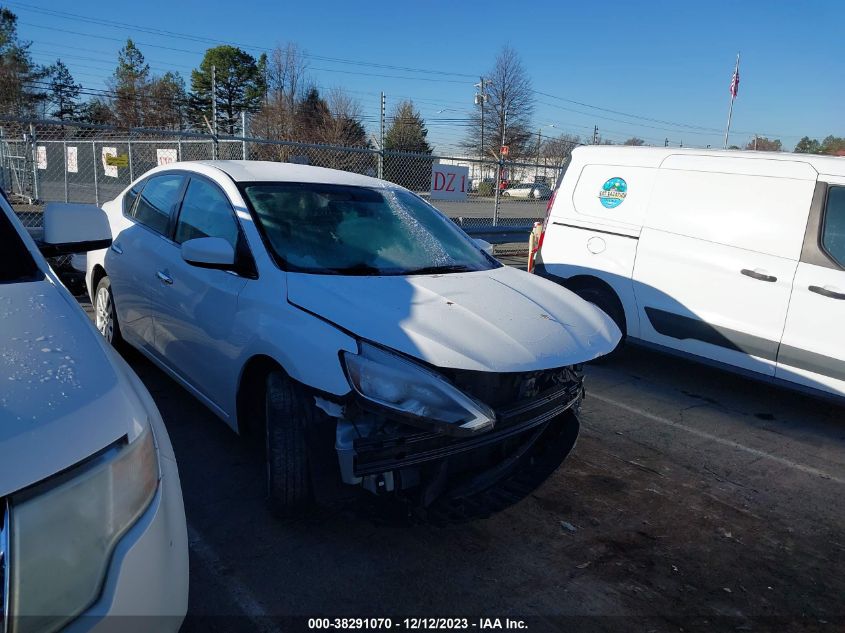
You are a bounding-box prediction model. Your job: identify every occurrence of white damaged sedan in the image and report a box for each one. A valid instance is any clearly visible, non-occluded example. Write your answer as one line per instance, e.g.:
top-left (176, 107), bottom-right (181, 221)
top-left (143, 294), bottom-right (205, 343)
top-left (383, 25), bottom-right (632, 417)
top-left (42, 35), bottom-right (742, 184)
top-left (86, 161), bottom-right (620, 516)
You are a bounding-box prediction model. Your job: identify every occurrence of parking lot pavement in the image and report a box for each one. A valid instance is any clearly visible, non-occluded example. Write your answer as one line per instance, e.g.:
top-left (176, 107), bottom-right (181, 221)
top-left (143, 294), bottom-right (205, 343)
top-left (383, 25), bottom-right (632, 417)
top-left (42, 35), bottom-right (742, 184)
top-left (76, 298), bottom-right (845, 632)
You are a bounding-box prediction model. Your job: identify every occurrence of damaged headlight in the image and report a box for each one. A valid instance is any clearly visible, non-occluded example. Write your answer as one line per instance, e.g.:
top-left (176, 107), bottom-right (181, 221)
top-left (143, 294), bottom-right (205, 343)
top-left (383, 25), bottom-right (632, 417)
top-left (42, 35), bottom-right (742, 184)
top-left (342, 342), bottom-right (495, 436)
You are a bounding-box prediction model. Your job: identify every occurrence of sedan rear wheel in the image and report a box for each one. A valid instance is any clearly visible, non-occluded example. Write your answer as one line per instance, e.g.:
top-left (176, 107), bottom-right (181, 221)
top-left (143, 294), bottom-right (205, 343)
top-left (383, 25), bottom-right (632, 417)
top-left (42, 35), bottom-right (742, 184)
top-left (94, 276), bottom-right (122, 346)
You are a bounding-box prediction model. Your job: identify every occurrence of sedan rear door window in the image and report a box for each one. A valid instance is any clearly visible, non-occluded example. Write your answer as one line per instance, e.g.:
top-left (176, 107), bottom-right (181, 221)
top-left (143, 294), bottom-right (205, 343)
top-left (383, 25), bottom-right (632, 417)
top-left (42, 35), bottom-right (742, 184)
top-left (132, 174), bottom-right (185, 236)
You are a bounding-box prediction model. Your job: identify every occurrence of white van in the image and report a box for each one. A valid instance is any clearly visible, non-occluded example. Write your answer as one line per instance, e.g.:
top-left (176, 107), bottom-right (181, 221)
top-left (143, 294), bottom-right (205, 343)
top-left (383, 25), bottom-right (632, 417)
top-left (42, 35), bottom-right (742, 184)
top-left (535, 146), bottom-right (845, 399)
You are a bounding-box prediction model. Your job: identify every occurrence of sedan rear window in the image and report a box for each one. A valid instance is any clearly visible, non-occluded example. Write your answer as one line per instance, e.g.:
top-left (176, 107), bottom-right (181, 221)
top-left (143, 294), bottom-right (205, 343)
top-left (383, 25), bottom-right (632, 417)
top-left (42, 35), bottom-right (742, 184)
top-left (242, 183), bottom-right (499, 275)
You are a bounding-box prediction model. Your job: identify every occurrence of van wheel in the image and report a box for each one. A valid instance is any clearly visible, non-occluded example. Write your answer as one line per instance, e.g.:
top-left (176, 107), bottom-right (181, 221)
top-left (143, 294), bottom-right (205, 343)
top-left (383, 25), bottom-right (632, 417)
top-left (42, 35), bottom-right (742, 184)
top-left (94, 276), bottom-right (123, 347)
top-left (265, 371), bottom-right (313, 517)
top-left (571, 285), bottom-right (625, 355)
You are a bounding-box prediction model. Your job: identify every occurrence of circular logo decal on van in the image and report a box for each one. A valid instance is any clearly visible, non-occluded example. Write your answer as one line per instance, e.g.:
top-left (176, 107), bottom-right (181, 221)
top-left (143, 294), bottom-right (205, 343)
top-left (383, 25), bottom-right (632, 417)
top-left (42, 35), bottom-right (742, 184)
top-left (598, 177), bottom-right (627, 209)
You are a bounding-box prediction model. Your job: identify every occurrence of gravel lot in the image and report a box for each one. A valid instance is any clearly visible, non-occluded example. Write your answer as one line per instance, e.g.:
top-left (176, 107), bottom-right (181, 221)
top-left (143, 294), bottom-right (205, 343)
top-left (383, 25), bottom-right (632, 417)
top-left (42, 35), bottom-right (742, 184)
top-left (77, 293), bottom-right (845, 633)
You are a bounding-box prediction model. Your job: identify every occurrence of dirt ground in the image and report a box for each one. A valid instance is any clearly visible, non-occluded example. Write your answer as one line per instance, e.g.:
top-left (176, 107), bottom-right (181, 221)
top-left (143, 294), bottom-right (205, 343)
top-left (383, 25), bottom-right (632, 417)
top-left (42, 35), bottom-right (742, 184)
top-left (78, 299), bottom-right (845, 633)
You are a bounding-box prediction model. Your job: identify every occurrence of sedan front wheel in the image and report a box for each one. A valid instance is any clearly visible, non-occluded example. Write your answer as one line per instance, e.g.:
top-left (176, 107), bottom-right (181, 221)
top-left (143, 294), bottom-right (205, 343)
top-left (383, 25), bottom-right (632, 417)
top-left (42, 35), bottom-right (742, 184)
top-left (94, 276), bottom-right (122, 346)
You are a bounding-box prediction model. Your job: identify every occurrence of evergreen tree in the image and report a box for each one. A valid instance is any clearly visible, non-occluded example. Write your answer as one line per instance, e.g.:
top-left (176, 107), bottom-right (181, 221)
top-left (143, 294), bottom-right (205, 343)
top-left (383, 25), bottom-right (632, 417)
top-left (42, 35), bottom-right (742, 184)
top-left (48, 59), bottom-right (80, 120)
top-left (0, 8), bottom-right (48, 116)
top-left (111, 39), bottom-right (149, 127)
top-left (384, 100), bottom-right (432, 189)
top-left (189, 46), bottom-right (263, 134)
top-left (146, 72), bottom-right (187, 129)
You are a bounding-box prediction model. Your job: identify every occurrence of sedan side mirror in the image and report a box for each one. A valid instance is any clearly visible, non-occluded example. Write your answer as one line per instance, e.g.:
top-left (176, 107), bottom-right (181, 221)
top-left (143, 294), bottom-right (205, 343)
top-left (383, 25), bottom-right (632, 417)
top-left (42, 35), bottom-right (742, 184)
top-left (181, 237), bottom-right (236, 270)
top-left (39, 203), bottom-right (112, 257)
top-left (474, 238), bottom-right (494, 256)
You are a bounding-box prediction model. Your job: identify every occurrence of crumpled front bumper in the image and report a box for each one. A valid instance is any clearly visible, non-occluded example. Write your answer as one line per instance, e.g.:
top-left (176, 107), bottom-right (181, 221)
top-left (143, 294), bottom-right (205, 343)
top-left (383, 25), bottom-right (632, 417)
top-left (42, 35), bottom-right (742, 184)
top-left (335, 365), bottom-right (584, 501)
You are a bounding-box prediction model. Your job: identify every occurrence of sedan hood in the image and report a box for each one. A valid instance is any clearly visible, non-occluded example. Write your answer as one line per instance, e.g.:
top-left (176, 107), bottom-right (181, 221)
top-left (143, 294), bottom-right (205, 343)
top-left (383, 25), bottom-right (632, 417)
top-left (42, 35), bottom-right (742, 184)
top-left (0, 279), bottom-right (147, 497)
top-left (286, 265), bottom-right (620, 372)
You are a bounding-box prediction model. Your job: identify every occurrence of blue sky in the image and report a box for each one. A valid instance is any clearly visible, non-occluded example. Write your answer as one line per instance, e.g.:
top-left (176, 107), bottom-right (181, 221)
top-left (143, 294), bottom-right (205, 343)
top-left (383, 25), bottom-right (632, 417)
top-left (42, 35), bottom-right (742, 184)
top-left (16, 0), bottom-right (844, 153)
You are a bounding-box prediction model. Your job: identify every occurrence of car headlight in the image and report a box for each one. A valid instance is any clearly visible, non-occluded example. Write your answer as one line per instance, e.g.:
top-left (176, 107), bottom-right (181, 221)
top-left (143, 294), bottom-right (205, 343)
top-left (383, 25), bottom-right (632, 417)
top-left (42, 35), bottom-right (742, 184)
top-left (8, 423), bottom-right (158, 633)
top-left (342, 342), bottom-right (496, 436)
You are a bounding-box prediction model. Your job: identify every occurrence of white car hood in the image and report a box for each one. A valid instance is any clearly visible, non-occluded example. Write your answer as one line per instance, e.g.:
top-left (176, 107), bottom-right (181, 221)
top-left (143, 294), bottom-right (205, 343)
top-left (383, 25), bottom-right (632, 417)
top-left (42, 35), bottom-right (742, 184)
top-left (0, 279), bottom-right (147, 497)
top-left (286, 265), bottom-right (620, 372)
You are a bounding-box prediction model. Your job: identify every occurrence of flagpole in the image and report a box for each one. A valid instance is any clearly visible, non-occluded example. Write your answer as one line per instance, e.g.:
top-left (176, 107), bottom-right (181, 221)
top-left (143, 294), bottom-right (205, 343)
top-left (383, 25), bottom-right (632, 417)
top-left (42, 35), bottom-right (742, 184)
top-left (724, 52), bottom-right (740, 149)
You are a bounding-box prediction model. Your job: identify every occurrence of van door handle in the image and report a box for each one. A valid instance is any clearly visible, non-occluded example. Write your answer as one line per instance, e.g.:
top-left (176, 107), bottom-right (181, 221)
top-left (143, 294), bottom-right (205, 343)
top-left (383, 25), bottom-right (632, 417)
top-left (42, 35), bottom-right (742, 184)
top-left (741, 268), bottom-right (777, 283)
top-left (110, 242), bottom-right (123, 255)
top-left (156, 270), bottom-right (173, 285)
top-left (809, 285), bottom-right (845, 300)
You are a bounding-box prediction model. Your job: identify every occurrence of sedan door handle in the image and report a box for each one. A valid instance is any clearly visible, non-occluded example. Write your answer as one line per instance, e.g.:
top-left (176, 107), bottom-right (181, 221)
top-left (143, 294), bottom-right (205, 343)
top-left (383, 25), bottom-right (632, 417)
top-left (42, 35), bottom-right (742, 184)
top-left (741, 268), bottom-right (777, 283)
top-left (156, 270), bottom-right (173, 285)
top-left (110, 242), bottom-right (123, 255)
top-left (809, 285), bottom-right (845, 300)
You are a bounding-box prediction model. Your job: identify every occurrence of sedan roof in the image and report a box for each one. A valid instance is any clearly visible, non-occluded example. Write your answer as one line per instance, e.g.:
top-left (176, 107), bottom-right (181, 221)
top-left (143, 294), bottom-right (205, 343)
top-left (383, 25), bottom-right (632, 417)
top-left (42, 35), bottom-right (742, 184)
top-left (197, 160), bottom-right (390, 188)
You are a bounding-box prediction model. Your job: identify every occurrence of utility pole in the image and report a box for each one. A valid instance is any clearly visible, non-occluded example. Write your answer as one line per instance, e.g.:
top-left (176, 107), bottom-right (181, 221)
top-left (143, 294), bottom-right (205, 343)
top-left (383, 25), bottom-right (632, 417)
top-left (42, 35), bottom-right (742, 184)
top-left (593, 125), bottom-right (599, 145)
top-left (475, 77), bottom-right (488, 179)
top-left (535, 128), bottom-right (541, 180)
top-left (211, 65), bottom-right (218, 137)
top-left (378, 91), bottom-right (385, 179)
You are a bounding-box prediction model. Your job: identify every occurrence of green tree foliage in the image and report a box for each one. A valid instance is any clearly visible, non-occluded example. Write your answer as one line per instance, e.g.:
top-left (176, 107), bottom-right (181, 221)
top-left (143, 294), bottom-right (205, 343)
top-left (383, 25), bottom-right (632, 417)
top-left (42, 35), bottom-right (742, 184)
top-left (794, 136), bottom-right (821, 154)
top-left (111, 39), bottom-right (149, 127)
top-left (146, 71), bottom-right (187, 129)
top-left (0, 8), bottom-right (47, 116)
top-left (745, 136), bottom-right (782, 151)
top-left (78, 98), bottom-right (114, 125)
top-left (48, 59), bottom-right (80, 120)
top-left (384, 100), bottom-right (432, 189)
top-left (294, 87), bottom-right (330, 142)
top-left (189, 45), bottom-right (264, 134)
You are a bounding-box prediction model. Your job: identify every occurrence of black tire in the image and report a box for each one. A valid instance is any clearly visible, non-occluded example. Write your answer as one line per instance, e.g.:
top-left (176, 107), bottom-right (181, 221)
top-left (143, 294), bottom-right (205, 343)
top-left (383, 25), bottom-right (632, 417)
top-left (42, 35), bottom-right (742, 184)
top-left (265, 371), bottom-right (313, 517)
top-left (571, 285), bottom-right (626, 357)
top-left (93, 276), bottom-right (123, 347)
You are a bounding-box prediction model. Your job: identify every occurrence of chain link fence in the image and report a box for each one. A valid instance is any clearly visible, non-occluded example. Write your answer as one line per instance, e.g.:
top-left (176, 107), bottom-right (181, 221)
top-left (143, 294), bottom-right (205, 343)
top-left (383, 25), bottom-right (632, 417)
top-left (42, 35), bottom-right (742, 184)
top-left (1, 117), bottom-right (564, 262)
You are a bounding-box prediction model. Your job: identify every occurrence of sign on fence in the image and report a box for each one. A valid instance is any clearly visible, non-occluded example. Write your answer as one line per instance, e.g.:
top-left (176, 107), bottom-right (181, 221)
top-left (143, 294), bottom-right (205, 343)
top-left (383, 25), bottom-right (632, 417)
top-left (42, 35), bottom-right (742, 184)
top-left (102, 147), bottom-right (118, 177)
top-left (105, 154), bottom-right (129, 168)
top-left (66, 146), bottom-right (78, 173)
top-left (36, 145), bottom-right (47, 170)
top-left (157, 148), bottom-right (177, 166)
top-left (430, 164), bottom-right (469, 201)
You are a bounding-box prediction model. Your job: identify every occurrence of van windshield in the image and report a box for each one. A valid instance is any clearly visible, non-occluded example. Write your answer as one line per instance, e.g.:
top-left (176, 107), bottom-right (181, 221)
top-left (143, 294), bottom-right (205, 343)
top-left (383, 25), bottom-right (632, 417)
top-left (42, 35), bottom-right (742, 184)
top-left (242, 183), bottom-right (500, 275)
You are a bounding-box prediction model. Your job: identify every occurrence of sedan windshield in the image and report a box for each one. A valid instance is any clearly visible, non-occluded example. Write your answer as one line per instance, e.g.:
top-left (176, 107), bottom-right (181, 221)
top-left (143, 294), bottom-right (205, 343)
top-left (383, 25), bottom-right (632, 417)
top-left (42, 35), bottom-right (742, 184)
top-left (243, 183), bottom-right (500, 275)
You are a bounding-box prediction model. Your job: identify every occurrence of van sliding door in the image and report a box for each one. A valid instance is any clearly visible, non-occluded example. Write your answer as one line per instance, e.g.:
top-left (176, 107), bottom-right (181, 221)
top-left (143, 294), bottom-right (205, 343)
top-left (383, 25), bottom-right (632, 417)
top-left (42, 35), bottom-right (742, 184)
top-left (632, 156), bottom-right (816, 375)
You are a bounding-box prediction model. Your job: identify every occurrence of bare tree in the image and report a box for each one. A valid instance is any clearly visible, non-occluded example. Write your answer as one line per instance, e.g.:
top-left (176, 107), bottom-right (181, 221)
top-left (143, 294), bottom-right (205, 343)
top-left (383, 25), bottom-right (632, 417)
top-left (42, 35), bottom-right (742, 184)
top-left (254, 42), bottom-right (309, 139)
top-left (543, 133), bottom-right (580, 169)
top-left (464, 46), bottom-right (535, 160)
top-left (624, 137), bottom-right (645, 146)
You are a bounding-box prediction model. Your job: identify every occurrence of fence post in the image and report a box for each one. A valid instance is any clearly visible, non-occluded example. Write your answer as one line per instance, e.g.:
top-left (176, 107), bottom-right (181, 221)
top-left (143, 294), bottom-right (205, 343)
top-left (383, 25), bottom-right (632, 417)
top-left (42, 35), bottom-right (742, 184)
top-left (177, 137), bottom-right (182, 161)
top-left (63, 140), bottom-right (68, 202)
top-left (29, 123), bottom-right (39, 202)
top-left (241, 110), bottom-right (248, 161)
top-left (128, 139), bottom-right (134, 182)
top-left (92, 141), bottom-right (99, 206)
top-left (493, 157), bottom-right (502, 226)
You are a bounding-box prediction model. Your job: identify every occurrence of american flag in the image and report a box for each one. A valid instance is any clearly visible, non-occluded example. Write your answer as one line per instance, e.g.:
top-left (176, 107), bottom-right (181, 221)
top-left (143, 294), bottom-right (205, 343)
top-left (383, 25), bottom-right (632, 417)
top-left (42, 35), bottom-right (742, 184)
top-left (729, 60), bottom-right (740, 98)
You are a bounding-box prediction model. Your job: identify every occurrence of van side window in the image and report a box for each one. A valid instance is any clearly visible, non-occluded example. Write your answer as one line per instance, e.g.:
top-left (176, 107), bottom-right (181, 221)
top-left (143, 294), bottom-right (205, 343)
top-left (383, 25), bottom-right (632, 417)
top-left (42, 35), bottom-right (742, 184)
top-left (132, 174), bottom-right (185, 236)
top-left (822, 186), bottom-right (845, 267)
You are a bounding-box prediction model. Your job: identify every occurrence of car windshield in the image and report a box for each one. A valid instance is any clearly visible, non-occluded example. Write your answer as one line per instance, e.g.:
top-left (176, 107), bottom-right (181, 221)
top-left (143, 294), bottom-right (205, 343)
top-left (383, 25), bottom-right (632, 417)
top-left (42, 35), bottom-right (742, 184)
top-left (242, 183), bottom-right (500, 275)
top-left (0, 197), bottom-right (41, 283)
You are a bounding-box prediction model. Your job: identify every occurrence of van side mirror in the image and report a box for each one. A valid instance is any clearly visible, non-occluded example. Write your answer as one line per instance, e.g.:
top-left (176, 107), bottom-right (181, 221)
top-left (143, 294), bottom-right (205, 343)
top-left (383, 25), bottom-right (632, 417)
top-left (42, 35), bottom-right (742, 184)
top-left (474, 238), bottom-right (494, 256)
top-left (181, 237), bottom-right (236, 269)
top-left (39, 203), bottom-right (112, 256)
